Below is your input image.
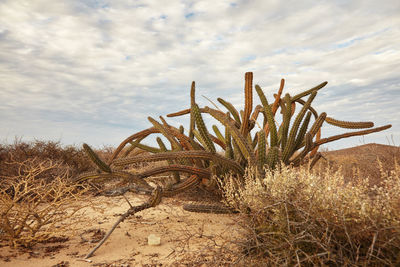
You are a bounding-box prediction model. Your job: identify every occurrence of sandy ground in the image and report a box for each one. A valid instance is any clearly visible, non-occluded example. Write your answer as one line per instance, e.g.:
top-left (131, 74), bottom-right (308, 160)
top-left (0, 192), bottom-right (241, 267)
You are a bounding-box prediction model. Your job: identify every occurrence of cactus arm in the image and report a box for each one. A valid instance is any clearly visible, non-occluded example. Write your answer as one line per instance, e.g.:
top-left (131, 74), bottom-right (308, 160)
top-left (309, 112), bottom-right (327, 138)
top-left (293, 98), bottom-right (319, 119)
top-left (192, 129), bottom-right (207, 149)
top-left (280, 94), bottom-right (292, 151)
top-left (294, 111), bottom-right (312, 151)
top-left (189, 81), bottom-right (196, 139)
top-left (314, 124), bottom-right (392, 147)
top-left (167, 108), bottom-right (191, 117)
top-left (325, 117), bottom-right (374, 129)
top-left (212, 125), bottom-right (225, 144)
top-left (291, 132), bottom-right (314, 166)
top-left (241, 72), bottom-right (253, 137)
top-left (83, 143), bottom-right (112, 173)
top-left (159, 116), bottom-right (194, 151)
top-left (257, 130), bottom-right (266, 174)
top-left (310, 129), bottom-right (321, 157)
top-left (265, 146), bottom-right (280, 170)
top-left (217, 97), bottom-right (242, 124)
top-left (252, 131), bottom-right (259, 149)
top-left (291, 81), bottom-right (327, 102)
top-left (134, 143), bottom-right (162, 153)
top-left (264, 79), bottom-right (284, 137)
top-left (272, 79), bottom-right (285, 115)
top-left (109, 127), bottom-right (159, 163)
top-left (148, 117), bottom-right (181, 151)
top-left (282, 91), bottom-right (317, 163)
top-left (224, 113), bottom-right (234, 160)
top-left (204, 106), bottom-right (256, 166)
top-left (123, 136), bottom-right (146, 157)
top-left (113, 150), bottom-right (244, 176)
top-left (255, 85), bottom-right (278, 147)
top-left (156, 137), bottom-right (180, 183)
top-left (192, 103), bottom-right (216, 153)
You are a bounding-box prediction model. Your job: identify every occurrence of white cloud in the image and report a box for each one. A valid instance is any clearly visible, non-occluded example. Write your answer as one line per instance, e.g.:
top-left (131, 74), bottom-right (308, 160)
top-left (0, 0), bottom-right (398, 149)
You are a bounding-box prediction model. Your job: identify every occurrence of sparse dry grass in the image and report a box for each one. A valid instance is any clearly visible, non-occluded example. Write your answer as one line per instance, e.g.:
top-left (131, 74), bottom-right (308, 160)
top-left (222, 160), bottom-right (400, 266)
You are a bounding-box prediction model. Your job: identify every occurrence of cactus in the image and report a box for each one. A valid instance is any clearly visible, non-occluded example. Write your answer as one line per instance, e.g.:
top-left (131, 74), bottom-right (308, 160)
top-left (79, 72), bottom-right (391, 200)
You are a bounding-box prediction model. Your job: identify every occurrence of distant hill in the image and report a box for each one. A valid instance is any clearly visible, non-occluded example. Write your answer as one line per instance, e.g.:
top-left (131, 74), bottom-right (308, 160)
top-left (323, 143), bottom-right (400, 158)
top-left (317, 143), bottom-right (399, 185)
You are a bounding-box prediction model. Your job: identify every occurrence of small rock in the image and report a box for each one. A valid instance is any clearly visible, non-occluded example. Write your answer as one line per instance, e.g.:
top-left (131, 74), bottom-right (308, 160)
top-left (147, 234), bottom-right (161, 246)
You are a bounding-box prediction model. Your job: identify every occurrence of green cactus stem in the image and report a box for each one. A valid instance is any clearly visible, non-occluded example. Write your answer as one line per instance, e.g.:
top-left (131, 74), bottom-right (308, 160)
top-left (294, 111), bottom-right (312, 151)
top-left (325, 117), bottom-right (374, 129)
top-left (257, 130), bottom-right (266, 174)
top-left (217, 97), bottom-right (242, 124)
top-left (241, 72), bottom-right (253, 137)
top-left (204, 106), bottom-right (256, 167)
top-left (282, 91), bottom-right (317, 164)
top-left (189, 81), bottom-right (196, 139)
top-left (255, 85), bottom-right (278, 147)
top-left (157, 137), bottom-right (180, 183)
top-left (192, 103), bottom-right (216, 153)
top-left (83, 143), bottom-right (112, 173)
top-left (280, 94), bottom-right (292, 150)
top-left (291, 81), bottom-right (327, 102)
top-left (148, 116), bottom-right (181, 151)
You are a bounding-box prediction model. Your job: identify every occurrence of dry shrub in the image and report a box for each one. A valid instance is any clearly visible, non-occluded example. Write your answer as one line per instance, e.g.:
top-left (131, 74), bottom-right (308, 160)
top-left (222, 164), bottom-right (400, 266)
top-left (0, 158), bottom-right (89, 247)
top-left (0, 140), bottom-right (95, 180)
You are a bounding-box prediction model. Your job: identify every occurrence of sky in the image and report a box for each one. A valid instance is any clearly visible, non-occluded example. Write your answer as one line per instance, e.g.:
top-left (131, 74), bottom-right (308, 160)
top-left (0, 0), bottom-right (399, 150)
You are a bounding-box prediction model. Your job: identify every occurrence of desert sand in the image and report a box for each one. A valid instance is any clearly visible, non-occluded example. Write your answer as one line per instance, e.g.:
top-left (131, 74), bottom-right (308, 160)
top-left (0, 192), bottom-right (240, 266)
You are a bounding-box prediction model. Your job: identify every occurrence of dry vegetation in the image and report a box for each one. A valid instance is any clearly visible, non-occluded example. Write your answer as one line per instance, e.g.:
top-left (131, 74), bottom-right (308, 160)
top-left (221, 144), bottom-right (400, 266)
top-left (0, 140), bottom-right (102, 247)
top-left (1, 140), bottom-right (399, 266)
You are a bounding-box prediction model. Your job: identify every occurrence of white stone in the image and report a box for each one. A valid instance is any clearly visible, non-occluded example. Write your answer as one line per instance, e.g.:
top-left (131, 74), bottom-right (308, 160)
top-left (147, 234), bottom-right (161, 246)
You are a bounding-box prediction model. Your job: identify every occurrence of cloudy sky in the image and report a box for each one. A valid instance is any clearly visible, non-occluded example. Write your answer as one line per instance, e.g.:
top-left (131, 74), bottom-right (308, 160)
top-left (0, 0), bottom-right (399, 150)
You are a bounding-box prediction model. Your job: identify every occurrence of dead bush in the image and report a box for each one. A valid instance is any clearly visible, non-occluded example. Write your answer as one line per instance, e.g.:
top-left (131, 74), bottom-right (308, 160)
top-left (0, 139), bottom-right (114, 181)
top-left (0, 158), bottom-right (89, 247)
top-left (222, 164), bottom-right (400, 266)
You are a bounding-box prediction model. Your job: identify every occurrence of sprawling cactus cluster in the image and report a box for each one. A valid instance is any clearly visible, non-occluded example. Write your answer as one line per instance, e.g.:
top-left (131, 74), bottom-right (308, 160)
top-left (77, 72), bottom-right (391, 192)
